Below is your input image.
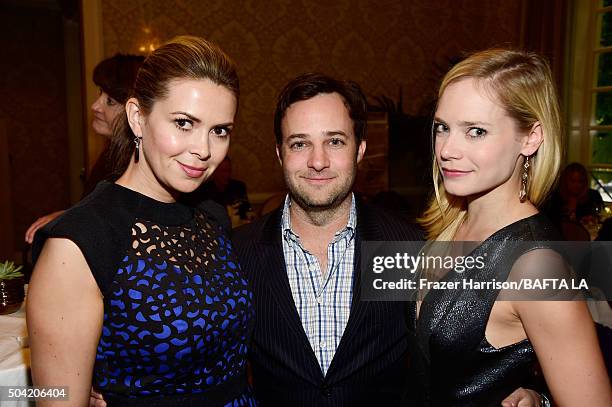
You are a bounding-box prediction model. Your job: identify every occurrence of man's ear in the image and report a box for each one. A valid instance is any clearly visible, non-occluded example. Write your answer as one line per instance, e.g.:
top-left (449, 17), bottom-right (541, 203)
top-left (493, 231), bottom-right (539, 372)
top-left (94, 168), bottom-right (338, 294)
top-left (520, 121), bottom-right (543, 157)
top-left (356, 140), bottom-right (367, 164)
top-left (276, 144), bottom-right (283, 166)
top-left (126, 98), bottom-right (143, 137)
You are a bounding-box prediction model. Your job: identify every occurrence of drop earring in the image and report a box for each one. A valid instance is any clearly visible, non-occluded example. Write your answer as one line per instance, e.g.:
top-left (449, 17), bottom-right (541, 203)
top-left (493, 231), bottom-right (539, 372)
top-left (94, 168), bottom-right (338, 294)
top-left (134, 136), bottom-right (142, 163)
top-left (519, 155), bottom-right (530, 202)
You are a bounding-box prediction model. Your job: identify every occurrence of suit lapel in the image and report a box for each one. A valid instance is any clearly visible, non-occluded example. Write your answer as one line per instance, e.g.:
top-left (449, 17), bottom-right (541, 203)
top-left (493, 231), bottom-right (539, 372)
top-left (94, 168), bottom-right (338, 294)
top-left (257, 208), bottom-right (323, 379)
top-left (325, 201), bottom-right (376, 380)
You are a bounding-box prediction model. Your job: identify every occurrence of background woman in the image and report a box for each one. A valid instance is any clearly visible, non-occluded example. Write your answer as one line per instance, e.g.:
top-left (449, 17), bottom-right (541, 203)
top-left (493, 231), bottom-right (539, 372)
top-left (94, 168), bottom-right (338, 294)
top-left (415, 49), bottom-right (611, 406)
top-left (24, 54), bottom-right (144, 244)
top-left (548, 162), bottom-right (604, 223)
top-left (545, 162), bottom-right (605, 240)
top-left (28, 36), bottom-right (255, 406)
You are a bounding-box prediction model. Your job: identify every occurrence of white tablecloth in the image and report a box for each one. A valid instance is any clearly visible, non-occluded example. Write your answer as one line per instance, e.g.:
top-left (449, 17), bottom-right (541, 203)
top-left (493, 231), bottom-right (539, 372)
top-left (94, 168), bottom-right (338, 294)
top-left (0, 305), bottom-right (33, 406)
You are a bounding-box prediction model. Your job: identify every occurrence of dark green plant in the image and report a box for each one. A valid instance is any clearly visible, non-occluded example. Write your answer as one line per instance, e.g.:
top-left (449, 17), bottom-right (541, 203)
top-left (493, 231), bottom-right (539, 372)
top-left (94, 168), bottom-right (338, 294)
top-left (0, 261), bottom-right (23, 280)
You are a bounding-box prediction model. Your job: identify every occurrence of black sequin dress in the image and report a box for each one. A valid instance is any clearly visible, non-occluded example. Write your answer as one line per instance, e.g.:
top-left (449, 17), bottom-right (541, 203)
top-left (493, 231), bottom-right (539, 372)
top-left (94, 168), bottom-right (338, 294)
top-left (34, 181), bottom-right (256, 407)
top-left (410, 214), bottom-right (560, 406)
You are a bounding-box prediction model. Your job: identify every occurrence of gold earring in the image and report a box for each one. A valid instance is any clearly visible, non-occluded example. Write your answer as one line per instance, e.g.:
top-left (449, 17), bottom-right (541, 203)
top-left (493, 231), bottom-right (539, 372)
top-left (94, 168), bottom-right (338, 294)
top-left (519, 155), bottom-right (530, 202)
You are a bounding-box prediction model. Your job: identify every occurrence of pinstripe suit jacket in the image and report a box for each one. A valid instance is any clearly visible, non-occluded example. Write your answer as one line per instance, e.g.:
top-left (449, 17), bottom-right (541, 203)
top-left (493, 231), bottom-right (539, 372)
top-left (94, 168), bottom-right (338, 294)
top-left (232, 201), bottom-right (423, 406)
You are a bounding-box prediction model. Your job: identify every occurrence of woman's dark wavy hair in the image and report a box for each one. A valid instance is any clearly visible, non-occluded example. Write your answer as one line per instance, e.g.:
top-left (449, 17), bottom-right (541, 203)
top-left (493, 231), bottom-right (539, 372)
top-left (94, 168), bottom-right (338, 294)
top-left (93, 54), bottom-right (145, 104)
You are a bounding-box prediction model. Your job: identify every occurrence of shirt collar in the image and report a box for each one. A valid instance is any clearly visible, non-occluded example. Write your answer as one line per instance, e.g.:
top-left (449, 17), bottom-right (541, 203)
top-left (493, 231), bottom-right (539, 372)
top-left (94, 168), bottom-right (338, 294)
top-left (281, 193), bottom-right (357, 241)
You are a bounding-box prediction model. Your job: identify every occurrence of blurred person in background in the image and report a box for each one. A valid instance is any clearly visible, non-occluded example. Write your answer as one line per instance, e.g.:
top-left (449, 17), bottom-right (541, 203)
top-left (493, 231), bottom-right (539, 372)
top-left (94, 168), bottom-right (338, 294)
top-left (183, 156), bottom-right (253, 226)
top-left (546, 162), bottom-right (604, 225)
top-left (24, 54), bottom-right (144, 244)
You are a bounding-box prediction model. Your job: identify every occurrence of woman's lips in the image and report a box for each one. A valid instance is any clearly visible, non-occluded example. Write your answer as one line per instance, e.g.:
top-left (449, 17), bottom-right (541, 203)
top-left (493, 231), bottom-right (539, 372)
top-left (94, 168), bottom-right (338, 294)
top-left (442, 168), bottom-right (472, 178)
top-left (178, 162), bottom-right (206, 178)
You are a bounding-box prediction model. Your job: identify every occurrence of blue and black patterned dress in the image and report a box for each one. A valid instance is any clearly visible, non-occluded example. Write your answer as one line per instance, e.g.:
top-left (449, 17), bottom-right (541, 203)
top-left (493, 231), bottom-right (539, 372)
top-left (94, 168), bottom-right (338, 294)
top-left (34, 181), bottom-right (256, 406)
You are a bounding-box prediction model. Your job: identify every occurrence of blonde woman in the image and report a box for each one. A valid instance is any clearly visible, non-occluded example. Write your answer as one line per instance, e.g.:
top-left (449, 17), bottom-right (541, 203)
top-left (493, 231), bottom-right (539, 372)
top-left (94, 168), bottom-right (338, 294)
top-left (413, 49), bottom-right (611, 406)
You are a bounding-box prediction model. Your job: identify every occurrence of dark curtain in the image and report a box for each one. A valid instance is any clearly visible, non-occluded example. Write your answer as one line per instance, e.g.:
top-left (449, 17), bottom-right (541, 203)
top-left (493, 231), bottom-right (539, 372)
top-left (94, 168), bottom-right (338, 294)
top-left (521, 0), bottom-right (568, 97)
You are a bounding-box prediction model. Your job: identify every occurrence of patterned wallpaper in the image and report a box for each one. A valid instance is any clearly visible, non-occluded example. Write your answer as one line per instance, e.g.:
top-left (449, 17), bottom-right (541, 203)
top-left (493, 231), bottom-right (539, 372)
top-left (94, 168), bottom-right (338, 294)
top-left (100, 0), bottom-right (523, 195)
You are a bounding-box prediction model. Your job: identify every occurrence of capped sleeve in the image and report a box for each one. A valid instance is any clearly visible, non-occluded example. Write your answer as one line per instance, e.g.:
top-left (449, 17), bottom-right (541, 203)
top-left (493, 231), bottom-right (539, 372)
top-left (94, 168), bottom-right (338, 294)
top-left (32, 183), bottom-right (134, 297)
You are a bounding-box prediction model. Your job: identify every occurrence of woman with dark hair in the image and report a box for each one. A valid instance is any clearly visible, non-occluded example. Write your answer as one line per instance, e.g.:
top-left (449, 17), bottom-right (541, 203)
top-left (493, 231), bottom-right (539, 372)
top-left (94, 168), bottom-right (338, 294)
top-left (415, 49), bottom-right (610, 405)
top-left (546, 162), bottom-right (604, 226)
top-left (24, 53), bottom-right (144, 243)
top-left (28, 36), bottom-right (255, 406)
top-left (87, 54), bottom-right (145, 192)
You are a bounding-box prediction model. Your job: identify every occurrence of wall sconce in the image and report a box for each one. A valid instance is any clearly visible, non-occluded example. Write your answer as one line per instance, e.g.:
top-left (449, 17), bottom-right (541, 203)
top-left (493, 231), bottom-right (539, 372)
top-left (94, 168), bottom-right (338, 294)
top-left (138, 43), bottom-right (157, 53)
top-left (137, 26), bottom-right (158, 54)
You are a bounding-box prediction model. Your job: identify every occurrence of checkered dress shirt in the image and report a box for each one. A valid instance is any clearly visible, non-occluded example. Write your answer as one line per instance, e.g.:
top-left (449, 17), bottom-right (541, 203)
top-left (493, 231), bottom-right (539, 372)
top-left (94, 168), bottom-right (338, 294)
top-left (281, 194), bottom-right (356, 375)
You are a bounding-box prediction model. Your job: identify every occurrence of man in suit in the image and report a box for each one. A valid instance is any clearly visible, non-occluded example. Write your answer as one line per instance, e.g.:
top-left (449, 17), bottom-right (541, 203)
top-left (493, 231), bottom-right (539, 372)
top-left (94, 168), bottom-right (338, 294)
top-left (232, 73), bottom-right (422, 406)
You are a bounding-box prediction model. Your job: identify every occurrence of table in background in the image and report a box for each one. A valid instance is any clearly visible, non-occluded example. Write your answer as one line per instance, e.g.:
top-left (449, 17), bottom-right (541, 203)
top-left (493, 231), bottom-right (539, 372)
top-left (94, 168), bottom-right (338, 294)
top-left (0, 305), bottom-right (33, 406)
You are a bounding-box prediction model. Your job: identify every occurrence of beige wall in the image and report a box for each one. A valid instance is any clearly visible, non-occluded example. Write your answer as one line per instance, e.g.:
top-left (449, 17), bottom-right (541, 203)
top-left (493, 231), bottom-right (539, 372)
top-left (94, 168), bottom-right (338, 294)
top-left (99, 0), bottom-right (524, 196)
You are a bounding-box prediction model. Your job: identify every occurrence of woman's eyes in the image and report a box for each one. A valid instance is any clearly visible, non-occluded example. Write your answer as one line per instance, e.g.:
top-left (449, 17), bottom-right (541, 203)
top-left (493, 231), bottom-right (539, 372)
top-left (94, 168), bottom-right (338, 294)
top-left (433, 122), bottom-right (448, 134)
top-left (174, 118), bottom-right (194, 131)
top-left (467, 127), bottom-right (487, 138)
top-left (105, 97), bottom-right (117, 106)
top-left (433, 122), bottom-right (487, 139)
top-left (211, 126), bottom-right (231, 137)
top-left (174, 120), bottom-right (232, 137)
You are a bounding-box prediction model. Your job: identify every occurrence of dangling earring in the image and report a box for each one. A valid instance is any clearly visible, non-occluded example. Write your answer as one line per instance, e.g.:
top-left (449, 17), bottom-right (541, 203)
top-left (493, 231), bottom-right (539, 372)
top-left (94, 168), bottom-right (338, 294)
top-left (134, 136), bottom-right (142, 163)
top-left (519, 155), bottom-right (530, 202)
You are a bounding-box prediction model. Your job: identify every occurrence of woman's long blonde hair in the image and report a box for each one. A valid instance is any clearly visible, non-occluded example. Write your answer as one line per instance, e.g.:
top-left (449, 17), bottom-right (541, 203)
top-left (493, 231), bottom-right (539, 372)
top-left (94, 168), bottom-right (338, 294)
top-left (419, 49), bottom-right (563, 241)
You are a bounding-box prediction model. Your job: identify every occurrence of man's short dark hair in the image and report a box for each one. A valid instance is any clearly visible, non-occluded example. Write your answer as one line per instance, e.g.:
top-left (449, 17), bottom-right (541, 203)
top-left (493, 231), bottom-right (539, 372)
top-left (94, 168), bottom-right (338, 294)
top-left (273, 73), bottom-right (368, 145)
